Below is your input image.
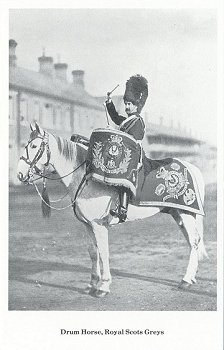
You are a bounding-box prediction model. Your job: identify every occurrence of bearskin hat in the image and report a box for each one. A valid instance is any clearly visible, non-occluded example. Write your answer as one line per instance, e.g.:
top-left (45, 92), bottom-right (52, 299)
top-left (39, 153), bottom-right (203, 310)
top-left (123, 74), bottom-right (148, 113)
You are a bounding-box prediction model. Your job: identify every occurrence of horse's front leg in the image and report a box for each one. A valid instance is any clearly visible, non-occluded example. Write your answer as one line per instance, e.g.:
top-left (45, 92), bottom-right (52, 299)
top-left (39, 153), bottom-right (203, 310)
top-left (91, 220), bottom-right (111, 298)
top-left (83, 223), bottom-right (101, 294)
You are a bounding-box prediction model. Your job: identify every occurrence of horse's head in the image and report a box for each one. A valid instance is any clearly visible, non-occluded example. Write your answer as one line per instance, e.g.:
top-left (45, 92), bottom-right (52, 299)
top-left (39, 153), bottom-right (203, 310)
top-left (17, 122), bottom-right (51, 184)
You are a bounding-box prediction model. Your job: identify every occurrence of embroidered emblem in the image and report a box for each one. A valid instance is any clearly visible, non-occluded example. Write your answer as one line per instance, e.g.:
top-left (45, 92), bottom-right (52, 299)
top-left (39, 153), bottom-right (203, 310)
top-left (107, 159), bottom-right (116, 169)
top-left (156, 166), bottom-right (189, 201)
top-left (183, 188), bottom-right (196, 205)
top-left (155, 183), bottom-right (166, 196)
top-left (92, 134), bottom-right (132, 174)
top-left (108, 144), bottom-right (120, 157)
top-left (92, 141), bottom-right (104, 168)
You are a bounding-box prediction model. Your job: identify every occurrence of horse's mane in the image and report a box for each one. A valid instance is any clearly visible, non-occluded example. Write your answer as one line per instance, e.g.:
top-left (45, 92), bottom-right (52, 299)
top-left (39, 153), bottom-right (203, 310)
top-left (53, 135), bottom-right (76, 162)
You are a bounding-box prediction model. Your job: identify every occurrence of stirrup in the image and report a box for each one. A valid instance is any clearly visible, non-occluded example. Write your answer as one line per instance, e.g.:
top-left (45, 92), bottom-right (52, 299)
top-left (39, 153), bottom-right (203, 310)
top-left (110, 206), bottom-right (127, 223)
top-left (119, 207), bottom-right (127, 223)
top-left (110, 208), bottom-right (119, 217)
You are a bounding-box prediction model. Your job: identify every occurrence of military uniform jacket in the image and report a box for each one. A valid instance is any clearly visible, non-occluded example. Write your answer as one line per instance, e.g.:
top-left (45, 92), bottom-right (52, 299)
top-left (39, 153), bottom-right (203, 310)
top-left (106, 101), bottom-right (145, 141)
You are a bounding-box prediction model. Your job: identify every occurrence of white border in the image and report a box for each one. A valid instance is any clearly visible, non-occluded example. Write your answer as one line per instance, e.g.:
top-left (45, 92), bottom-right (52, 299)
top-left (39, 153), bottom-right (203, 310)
top-left (1, 1), bottom-right (223, 350)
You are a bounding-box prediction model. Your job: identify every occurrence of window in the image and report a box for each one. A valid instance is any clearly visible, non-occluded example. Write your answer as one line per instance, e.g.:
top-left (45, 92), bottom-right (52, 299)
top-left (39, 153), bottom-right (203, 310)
top-left (77, 110), bottom-right (84, 130)
top-left (33, 101), bottom-right (40, 122)
top-left (9, 95), bottom-right (15, 123)
top-left (42, 103), bottom-right (54, 128)
top-left (64, 108), bottom-right (71, 131)
top-left (20, 98), bottom-right (28, 122)
top-left (54, 106), bottom-right (62, 129)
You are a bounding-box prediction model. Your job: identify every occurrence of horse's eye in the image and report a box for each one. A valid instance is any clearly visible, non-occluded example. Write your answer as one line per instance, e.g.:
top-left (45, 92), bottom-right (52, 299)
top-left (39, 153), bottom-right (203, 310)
top-left (30, 144), bottom-right (37, 149)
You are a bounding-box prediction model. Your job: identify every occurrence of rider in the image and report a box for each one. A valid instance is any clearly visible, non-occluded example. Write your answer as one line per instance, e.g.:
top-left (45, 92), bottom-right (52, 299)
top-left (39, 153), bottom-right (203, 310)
top-left (105, 74), bottom-right (148, 222)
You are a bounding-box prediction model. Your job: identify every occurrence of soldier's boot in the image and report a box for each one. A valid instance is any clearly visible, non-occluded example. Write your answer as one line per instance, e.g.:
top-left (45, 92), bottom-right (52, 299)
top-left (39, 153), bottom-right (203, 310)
top-left (110, 189), bottom-right (129, 223)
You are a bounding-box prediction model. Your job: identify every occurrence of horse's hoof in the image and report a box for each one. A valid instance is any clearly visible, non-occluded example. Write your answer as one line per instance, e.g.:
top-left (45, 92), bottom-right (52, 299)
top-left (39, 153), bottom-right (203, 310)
top-left (83, 286), bottom-right (97, 295)
top-left (94, 290), bottom-right (109, 298)
top-left (177, 280), bottom-right (192, 290)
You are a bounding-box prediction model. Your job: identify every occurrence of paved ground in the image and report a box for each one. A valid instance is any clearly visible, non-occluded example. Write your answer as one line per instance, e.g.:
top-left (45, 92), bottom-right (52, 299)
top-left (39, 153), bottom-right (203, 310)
top-left (9, 182), bottom-right (217, 311)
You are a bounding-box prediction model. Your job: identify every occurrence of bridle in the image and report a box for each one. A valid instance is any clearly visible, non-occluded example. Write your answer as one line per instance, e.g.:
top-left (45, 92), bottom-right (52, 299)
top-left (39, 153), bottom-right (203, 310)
top-left (20, 130), bottom-right (51, 181)
top-left (19, 129), bottom-right (87, 212)
top-left (20, 130), bottom-right (86, 183)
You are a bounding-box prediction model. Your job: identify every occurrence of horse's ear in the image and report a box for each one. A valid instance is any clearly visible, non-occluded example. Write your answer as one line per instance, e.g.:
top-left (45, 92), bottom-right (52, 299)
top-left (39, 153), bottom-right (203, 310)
top-left (30, 123), bottom-right (34, 131)
top-left (35, 121), bottom-right (40, 133)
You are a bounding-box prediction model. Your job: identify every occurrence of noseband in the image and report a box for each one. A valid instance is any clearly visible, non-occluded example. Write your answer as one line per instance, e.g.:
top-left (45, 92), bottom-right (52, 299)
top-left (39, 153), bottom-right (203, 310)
top-left (20, 131), bottom-right (51, 178)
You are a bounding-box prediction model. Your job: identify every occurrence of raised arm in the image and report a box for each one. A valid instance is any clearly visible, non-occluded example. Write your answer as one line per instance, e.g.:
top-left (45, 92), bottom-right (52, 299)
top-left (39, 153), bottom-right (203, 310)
top-left (105, 99), bottom-right (126, 126)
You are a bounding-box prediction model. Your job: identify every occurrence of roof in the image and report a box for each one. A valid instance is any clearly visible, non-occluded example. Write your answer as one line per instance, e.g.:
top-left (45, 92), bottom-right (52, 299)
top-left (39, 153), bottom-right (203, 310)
top-left (95, 95), bottom-right (124, 108)
top-left (9, 66), bottom-right (104, 111)
top-left (146, 124), bottom-right (203, 144)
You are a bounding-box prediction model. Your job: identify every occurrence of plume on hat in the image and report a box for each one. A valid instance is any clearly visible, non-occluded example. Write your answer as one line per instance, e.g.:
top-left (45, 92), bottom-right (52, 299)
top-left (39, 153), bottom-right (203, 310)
top-left (123, 74), bottom-right (148, 113)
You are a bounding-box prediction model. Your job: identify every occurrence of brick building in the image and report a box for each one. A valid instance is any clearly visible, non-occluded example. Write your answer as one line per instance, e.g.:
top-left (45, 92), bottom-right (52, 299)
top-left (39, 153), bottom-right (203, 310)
top-left (9, 39), bottom-right (106, 183)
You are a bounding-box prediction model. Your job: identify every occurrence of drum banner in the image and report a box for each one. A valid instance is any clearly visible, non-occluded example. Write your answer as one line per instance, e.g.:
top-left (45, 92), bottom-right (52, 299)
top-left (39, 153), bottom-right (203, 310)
top-left (132, 158), bottom-right (205, 216)
top-left (86, 128), bottom-right (141, 195)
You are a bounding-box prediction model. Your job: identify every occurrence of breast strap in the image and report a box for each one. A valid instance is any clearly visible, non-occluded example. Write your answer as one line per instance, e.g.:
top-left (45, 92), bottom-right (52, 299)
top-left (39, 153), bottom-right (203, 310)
top-left (119, 115), bottom-right (139, 133)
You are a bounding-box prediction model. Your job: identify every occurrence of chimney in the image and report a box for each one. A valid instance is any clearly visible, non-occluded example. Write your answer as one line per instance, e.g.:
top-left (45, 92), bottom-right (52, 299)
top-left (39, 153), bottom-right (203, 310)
top-left (9, 39), bottom-right (17, 67)
top-left (54, 63), bottom-right (68, 81)
top-left (38, 49), bottom-right (54, 77)
top-left (72, 70), bottom-right (84, 88)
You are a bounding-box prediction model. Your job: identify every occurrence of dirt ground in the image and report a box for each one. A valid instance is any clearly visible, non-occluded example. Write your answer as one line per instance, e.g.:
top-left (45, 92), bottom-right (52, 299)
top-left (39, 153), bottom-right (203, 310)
top-left (8, 182), bottom-right (217, 311)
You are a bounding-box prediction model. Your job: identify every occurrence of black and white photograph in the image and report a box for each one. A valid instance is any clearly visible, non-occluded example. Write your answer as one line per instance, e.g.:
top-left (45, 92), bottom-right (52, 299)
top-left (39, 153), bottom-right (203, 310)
top-left (1, 1), bottom-right (223, 349)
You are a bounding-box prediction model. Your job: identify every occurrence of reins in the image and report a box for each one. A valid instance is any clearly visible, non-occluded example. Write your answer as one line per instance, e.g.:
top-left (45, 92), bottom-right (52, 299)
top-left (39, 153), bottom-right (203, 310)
top-left (31, 160), bottom-right (86, 182)
top-left (33, 182), bottom-right (75, 210)
top-left (32, 160), bottom-right (87, 211)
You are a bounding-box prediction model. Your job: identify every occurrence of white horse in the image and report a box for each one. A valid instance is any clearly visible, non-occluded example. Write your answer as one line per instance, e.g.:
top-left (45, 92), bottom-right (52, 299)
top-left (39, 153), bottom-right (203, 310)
top-left (17, 123), bottom-right (207, 297)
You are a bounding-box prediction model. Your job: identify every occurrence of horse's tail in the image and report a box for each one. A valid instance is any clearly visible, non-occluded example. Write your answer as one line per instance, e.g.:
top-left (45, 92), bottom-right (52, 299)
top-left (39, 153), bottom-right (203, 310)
top-left (195, 167), bottom-right (208, 261)
top-left (196, 214), bottom-right (208, 261)
top-left (41, 184), bottom-right (51, 218)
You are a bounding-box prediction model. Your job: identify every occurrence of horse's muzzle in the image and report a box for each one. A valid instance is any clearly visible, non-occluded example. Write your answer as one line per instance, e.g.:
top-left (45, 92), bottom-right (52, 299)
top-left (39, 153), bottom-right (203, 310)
top-left (17, 172), bottom-right (24, 181)
top-left (17, 172), bottom-right (29, 184)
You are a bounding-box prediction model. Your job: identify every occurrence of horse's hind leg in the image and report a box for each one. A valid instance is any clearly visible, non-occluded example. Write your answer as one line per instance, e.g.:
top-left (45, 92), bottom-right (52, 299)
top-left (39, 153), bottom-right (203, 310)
top-left (171, 209), bottom-right (202, 288)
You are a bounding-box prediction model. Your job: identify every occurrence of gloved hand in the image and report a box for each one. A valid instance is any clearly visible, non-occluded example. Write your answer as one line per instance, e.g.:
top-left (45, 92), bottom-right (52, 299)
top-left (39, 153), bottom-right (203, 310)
top-left (106, 92), bottom-right (112, 103)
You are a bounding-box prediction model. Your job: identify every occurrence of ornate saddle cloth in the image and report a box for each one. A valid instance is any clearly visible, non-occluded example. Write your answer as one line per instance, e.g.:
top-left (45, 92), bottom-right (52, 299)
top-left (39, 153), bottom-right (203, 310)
top-left (86, 128), bottom-right (141, 195)
top-left (132, 157), bottom-right (205, 216)
top-left (75, 130), bottom-right (204, 216)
